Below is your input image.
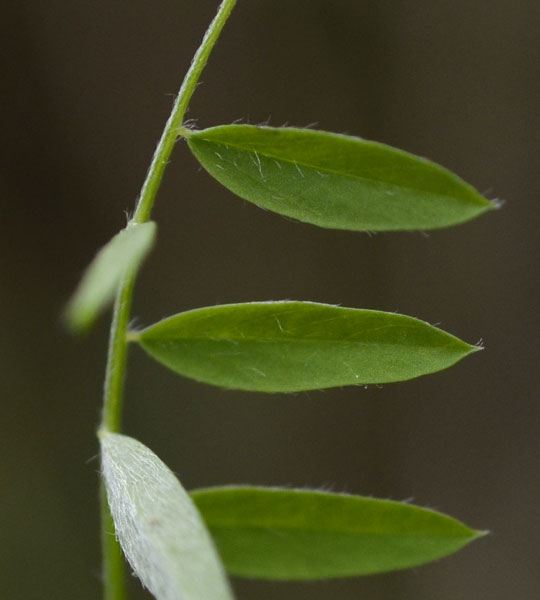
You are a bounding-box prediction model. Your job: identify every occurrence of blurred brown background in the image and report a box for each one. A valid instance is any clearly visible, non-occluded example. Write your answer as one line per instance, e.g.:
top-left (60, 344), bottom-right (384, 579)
top-left (2, 1), bottom-right (539, 599)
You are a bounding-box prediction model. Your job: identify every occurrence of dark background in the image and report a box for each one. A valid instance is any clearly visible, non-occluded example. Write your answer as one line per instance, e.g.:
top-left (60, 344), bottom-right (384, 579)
top-left (2, 1), bottom-right (539, 599)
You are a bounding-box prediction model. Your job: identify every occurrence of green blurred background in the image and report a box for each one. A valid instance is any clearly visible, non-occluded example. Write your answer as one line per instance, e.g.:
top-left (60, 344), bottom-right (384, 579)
top-left (3, 1), bottom-right (539, 598)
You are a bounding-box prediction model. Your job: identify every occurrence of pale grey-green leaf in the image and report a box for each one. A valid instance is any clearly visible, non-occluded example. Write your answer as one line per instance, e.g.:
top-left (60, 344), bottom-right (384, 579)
top-left (65, 221), bottom-right (156, 332)
top-left (135, 301), bottom-right (480, 392)
top-left (100, 432), bottom-right (234, 600)
top-left (186, 125), bottom-right (494, 231)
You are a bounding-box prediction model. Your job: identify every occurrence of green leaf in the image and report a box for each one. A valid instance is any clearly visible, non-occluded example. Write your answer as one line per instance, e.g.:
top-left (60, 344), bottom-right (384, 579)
top-left (65, 221), bottom-right (157, 332)
top-left (100, 431), bottom-right (234, 600)
top-left (191, 486), bottom-right (486, 580)
top-left (185, 125), bottom-right (494, 231)
top-left (134, 301), bottom-right (479, 393)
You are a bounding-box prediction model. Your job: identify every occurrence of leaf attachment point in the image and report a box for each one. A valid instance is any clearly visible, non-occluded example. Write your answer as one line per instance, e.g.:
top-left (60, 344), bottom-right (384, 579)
top-left (192, 486), bottom-right (486, 580)
top-left (100, 431), bottom-right (234, 600)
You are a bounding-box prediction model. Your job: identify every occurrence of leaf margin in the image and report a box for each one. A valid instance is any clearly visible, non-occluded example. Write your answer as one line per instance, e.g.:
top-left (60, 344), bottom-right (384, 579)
top-left (185, 124), bottom-right (495, 231)
top-left (191, 484), bottom-right (487, 580)
top-left (132, 300), bottom-right (481, 393)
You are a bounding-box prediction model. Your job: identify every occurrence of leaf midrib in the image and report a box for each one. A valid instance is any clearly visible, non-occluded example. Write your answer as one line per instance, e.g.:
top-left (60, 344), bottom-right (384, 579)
top-left (205, 522), bottom-right (473, 539)
top-left (143, 334), bottom-right (460, 353)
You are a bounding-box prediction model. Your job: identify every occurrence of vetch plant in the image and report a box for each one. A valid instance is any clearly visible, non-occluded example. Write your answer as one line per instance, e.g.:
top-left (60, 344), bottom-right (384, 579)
top-left (66, 2), bottom-right (495, 599)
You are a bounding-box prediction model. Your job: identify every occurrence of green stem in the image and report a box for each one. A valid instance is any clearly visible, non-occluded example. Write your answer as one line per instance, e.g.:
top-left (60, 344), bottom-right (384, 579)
top-left (101, 274), bottom-right (136, 432)
top-left (133, 0), bottom-right (238, 224)
top-left (99, 1), bottom-right (238, 598)
top-left (99, 274), bottom-right (136, 600)
top-left (100, 482), bottom-right (126, 600)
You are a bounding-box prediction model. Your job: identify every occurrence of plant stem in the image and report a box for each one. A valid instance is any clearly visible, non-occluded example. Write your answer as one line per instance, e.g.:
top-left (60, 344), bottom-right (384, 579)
top-left (101, 274), bottom-right (136, 432)
top-left (99, 1), bottom-right (238, 598)
top-left (133, 0), bottom-right (238, 224)
top-left (100, 482), bottom-right (127, 600)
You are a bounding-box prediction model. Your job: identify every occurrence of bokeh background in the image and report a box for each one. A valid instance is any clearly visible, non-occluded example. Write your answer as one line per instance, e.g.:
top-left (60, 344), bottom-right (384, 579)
top-left (3, 1), bottom-right (539, 598)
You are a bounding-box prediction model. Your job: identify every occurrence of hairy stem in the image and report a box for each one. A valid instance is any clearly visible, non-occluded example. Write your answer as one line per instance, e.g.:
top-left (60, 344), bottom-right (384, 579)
top-left (99, 1), bottom-right (237, 598)
top-left (133, 0), bottom-right (238, 224)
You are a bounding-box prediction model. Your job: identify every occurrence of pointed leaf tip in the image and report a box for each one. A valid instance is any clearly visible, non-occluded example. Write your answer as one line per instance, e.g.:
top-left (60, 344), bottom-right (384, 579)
top-left (136, 301), bottom-right (480, 393)
top-left (191, 486), bottom-right (485, 580)
top-left (187, 124), bottom-right (493, 231)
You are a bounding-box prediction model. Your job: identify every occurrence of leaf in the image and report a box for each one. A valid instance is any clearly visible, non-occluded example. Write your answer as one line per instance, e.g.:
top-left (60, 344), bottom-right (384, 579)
top-left (191, 486), bottom-right (486, 580)
top-left (185, 124), bottom-right (494, 231)
top-left (134, 301), bottom-right (479, 393)
top-left (100, 431), bottom-right (234, 600)
top-left (65, 221), bottom-right (157, 332)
